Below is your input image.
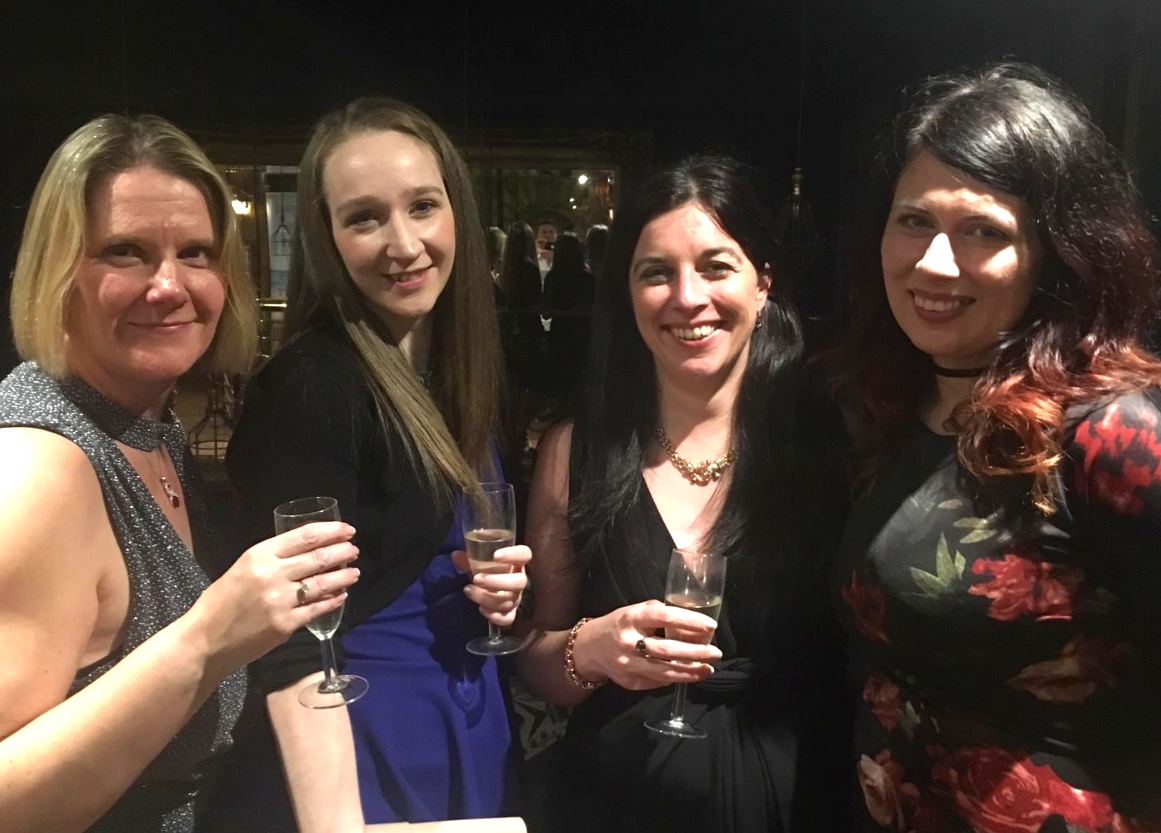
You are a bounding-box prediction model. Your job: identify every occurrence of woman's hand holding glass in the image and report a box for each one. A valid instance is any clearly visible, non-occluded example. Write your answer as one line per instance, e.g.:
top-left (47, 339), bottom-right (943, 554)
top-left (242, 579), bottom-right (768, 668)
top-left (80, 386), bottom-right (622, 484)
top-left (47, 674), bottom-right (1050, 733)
top-left (456, 545), bottom-right (531, 629)
top-left (187, 519), bottom-right (360, 675)
top-left (568, 599), bottom-right (721, 691)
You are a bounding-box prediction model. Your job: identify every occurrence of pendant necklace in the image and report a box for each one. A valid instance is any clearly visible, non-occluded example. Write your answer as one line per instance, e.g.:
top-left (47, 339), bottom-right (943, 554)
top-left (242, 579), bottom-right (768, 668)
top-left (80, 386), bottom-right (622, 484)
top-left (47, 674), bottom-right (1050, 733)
top-left (144, 449), bottom-right (182, 509)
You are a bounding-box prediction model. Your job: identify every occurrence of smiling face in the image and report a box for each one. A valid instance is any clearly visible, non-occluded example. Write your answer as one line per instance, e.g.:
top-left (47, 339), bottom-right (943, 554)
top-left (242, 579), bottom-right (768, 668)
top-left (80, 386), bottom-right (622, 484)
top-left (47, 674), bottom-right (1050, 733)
top-left (881, 151), bottom-right (1040, 370)
top-left (629, 202), bottom-right (769, 392)
top-left (67, 165), bottom-right (225, 414)
top-left (324, 129), bottom-right (455, 342)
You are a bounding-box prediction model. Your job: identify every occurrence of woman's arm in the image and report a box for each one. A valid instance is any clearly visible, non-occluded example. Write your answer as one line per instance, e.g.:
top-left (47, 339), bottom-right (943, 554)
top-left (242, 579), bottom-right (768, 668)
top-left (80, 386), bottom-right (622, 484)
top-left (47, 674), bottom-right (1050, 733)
top-left (267, 677), bottom-right (363, 833)
top-left (0, 429), bottom-right (358, 833)
top-left (515, 423), bottom-right (722, 707)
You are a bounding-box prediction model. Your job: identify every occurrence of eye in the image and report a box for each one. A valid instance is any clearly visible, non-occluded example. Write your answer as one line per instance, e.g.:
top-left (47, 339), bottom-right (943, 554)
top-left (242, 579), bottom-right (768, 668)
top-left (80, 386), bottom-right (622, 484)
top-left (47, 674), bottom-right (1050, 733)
top-left (965, 224), bottom-right (1010, 243)
top-left (179, 245), bottom-right (215, 267)
top-left (411, 199), bottom-right (440, 217)
top-left (102, 243), bottom-right (145, 265)
top-left (702, 261), bottom-right (735, 278)
top-left (636, 266), bottom-right (670, 286)
top-left (344, 210), bottom-right (380, 230)
top-left (895, 212), bottom-right (934, 231)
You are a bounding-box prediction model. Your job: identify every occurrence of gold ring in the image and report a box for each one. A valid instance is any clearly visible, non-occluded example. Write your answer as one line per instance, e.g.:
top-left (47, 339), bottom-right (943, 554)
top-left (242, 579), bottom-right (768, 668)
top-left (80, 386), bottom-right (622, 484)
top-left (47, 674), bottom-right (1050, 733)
top-left (297, 580), bottom-right (311, 606)
top-left (635, 637), bottom-right (650, 659)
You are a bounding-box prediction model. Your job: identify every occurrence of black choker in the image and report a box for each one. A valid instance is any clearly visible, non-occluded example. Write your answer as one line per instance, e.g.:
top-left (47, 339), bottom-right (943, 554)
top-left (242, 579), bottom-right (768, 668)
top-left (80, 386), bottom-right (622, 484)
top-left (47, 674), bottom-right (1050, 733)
top-left (932, 365), bottom-right (989, 378)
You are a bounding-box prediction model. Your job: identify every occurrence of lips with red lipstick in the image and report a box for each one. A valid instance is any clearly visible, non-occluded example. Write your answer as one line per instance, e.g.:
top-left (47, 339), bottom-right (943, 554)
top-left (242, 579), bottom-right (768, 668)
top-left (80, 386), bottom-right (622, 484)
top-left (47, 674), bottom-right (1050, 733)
top-left (910, 289), bottom-right (974, 324)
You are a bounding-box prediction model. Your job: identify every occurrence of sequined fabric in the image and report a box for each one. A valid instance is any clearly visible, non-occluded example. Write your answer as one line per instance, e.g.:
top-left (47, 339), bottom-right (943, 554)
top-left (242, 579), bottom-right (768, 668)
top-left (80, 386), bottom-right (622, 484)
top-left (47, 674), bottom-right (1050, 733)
top-left (0, 363), bottom-right (246, 832)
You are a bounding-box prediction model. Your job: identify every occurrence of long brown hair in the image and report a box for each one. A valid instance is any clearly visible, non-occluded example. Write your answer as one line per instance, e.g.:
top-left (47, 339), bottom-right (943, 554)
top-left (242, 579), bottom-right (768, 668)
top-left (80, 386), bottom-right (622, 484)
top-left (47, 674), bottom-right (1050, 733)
top-left (288, 97), bottom-right (502, 494)
top-left (830, 63), bottom-right (1161, 511)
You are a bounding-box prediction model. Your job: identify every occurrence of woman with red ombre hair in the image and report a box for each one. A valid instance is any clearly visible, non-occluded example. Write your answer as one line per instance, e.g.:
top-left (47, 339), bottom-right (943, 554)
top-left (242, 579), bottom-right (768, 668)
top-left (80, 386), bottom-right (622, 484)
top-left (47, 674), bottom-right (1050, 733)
top-left (829, 63), bottom-right (1161, 833)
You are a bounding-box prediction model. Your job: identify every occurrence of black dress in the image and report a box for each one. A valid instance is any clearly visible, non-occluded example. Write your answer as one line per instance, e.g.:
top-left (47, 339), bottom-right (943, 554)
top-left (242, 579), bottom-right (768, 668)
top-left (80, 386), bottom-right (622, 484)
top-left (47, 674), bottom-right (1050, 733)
top-left (832, 391), bottom-right (1161, 832)
top-left (553, 460), bottom-right (848, 833)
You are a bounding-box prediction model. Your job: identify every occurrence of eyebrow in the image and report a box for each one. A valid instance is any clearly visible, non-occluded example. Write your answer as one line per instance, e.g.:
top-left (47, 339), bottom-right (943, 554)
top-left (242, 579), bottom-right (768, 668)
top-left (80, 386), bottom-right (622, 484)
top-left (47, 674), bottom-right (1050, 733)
top-left (891, 199), bottom-right (1016, 223)
top-left (333, 184), bottom-right (446, 215)
top-left (631, 247), bottom-right (741, 273)
top-left (97, 234), bottom-right (217, 251)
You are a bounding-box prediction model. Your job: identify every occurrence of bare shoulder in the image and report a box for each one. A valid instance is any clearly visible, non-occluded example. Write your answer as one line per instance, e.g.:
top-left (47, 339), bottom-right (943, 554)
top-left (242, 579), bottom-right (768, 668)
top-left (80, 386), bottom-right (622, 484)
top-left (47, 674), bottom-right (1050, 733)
top-left (0, 427), bottom-right (102, 516)
top-left (0, 427), bottom-right (110, 737)
top-left (0, 425), bottom-right (108, 583)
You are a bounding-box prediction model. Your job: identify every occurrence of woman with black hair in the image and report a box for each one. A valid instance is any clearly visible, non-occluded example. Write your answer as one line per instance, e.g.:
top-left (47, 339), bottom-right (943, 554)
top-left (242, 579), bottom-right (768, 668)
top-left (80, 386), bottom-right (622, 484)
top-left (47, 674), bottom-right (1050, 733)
top-left (584, 223), bottom-right (610, 277)
top-left (501, 220), bottom-right (546, 392)
top-left (830, 63), bottom-right (1161, 832)
top-left (542, 231), bottom-right (593, 400)
top-left (518, 156), bottom-right (847, 832)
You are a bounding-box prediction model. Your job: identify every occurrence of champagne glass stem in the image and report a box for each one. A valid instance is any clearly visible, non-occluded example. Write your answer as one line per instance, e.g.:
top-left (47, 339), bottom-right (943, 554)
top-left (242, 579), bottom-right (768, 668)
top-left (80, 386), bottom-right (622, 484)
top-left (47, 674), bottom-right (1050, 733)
top-left (487, 622), bottom-right (502, 641)
top-left (319, 637), bottom-right (340, 691)
top-left (669, 683), bottom-right (689, 723)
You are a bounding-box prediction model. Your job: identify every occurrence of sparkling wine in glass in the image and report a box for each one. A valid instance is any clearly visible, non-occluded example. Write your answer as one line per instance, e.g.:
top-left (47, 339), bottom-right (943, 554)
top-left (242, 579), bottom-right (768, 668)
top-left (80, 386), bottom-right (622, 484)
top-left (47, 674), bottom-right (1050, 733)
top-left (463, 482), bottom-right (524, 656)
top-left (644, 548), bottom-right (727, 740)
top-left (273, 496), bottom-right (369, 709)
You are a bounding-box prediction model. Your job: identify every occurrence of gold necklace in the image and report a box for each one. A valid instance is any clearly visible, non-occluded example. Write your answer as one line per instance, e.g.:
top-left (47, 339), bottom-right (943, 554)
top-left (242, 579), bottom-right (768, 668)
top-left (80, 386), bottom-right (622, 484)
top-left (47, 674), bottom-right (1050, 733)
top-left (654, 427), bottom-right (737, 486)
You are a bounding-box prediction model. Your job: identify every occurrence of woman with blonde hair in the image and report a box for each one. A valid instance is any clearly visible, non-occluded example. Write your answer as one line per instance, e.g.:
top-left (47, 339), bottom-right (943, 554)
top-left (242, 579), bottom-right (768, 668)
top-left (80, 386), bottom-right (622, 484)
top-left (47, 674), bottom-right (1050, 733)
top-left (227, 97), bottom-right (527, 829)
top-left (0, 114), bottom-right (359, 833)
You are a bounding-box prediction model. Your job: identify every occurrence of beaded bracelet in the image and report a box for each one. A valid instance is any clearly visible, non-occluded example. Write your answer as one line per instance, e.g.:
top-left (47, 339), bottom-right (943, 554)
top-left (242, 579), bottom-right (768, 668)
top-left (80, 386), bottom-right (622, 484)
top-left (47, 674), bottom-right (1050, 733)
top-left (564, 617), bottom-right (606, 690)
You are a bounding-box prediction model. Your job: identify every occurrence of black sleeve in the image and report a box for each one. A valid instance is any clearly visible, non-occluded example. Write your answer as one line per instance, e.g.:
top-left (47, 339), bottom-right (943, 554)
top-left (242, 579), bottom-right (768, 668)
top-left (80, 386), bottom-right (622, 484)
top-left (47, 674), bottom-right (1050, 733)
top-left (1067, 390), bottom-right (1161, 822)
top-left (226, 341), bottom-right (372, 693)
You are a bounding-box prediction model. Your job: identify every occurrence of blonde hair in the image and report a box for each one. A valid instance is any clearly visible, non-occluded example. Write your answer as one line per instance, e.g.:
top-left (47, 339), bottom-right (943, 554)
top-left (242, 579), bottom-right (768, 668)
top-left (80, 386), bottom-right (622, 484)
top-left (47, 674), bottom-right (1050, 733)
top-left (11, 114), bottom-right (258, 377)
top-left (288, 97), bottom-right (503, 495)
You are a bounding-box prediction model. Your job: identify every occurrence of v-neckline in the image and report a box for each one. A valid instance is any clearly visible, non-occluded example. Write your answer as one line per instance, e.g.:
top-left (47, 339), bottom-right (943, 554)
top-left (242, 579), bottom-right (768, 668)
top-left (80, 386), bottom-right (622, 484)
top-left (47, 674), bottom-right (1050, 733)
top-left (639, 472), bottom-right (679, 554)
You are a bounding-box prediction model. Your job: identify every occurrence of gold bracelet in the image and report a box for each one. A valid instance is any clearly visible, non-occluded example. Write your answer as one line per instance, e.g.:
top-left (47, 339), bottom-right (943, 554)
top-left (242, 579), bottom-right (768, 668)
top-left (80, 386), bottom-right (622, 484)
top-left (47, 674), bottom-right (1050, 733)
top-left (564, 617), bottom-right (606, 690)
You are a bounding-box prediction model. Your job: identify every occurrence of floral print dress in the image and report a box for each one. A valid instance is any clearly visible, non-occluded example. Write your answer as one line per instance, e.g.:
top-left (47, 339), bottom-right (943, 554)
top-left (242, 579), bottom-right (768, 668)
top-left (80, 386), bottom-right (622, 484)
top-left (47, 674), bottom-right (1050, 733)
top-left (833, 391), bottom-right (1161, 833)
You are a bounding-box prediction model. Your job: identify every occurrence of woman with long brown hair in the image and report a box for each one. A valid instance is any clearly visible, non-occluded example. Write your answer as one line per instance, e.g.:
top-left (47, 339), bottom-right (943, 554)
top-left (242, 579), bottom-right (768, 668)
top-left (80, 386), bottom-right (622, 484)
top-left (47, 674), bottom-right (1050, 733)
top-left (830, 63), bottom-right (1161, 832)
top-left (227, 97), bottom-right (527, 829)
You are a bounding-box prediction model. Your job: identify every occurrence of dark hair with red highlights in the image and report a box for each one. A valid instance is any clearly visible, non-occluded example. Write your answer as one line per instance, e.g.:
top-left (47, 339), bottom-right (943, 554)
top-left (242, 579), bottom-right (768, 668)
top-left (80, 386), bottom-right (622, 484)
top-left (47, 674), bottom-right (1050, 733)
top-left (830, 62), bottom-right (1161, 511)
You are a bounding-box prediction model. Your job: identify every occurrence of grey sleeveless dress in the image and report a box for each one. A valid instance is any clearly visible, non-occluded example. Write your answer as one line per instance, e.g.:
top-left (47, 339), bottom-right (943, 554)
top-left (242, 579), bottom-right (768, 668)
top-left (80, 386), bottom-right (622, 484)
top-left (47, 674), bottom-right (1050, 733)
top-left (0, 363), bottom-right (246, 832)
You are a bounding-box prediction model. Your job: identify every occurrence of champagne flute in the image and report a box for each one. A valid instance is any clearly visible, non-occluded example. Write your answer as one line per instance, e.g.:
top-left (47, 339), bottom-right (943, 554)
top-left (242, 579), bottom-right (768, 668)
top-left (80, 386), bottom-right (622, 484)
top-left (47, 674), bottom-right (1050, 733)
top-left (462, 482), bottom-right (524, 656)
top-left (644, 548), bottom-right (727, 739)
top-left (274, 496), bottom-right (370, 709)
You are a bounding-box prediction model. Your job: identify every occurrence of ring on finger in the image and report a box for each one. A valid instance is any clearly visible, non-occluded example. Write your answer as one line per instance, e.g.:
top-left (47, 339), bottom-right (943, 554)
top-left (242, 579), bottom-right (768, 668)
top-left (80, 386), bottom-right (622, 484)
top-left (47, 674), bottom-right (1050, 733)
top-left (635, 637), bottom-right (651, 659)
top-left (296, 580), bottom-right (311, 606)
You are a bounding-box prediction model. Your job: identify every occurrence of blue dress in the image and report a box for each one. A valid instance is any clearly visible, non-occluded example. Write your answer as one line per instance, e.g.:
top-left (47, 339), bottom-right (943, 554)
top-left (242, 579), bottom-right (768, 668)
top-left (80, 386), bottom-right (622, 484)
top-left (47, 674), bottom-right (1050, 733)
top-left (343, 499), bottom-right (516, 823)
top-left (225, 325), bottom-right (520, 826)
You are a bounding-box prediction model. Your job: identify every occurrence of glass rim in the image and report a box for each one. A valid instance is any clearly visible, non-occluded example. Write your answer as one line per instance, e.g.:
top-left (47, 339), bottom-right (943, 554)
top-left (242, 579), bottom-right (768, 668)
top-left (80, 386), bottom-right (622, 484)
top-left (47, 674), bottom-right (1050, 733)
top-left (273, 495), bottom-right (339, 518)
top-left (467, 481), bottom-right (514, 494)
top-left (671, 547), bottom-right (723, 561)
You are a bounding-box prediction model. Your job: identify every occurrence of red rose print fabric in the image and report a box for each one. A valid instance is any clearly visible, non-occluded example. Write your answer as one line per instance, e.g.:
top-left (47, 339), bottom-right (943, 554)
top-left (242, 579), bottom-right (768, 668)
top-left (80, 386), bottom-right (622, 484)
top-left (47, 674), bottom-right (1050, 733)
top-left (835, 392), bottom-right (1161, 832)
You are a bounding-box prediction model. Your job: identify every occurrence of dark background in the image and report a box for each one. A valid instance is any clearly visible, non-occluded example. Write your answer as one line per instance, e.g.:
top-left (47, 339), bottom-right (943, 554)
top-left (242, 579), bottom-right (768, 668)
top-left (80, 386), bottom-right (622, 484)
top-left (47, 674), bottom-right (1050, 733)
top-left (2, 0), bottom-right (1159, 364)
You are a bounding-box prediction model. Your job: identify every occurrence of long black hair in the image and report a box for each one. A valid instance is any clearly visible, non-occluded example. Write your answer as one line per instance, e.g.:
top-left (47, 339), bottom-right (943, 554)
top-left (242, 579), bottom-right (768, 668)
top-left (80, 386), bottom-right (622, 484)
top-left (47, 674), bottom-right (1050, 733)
top-left (568, 155), bottom-right (808, 614)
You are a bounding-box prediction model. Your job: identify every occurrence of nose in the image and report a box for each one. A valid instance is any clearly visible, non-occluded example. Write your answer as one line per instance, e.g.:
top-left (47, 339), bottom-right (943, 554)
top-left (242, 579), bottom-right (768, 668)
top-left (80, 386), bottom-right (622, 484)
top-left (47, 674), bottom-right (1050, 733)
top-left (382, 216), bottom-right (422, 262)
top-left (145, 259), bottom-right (190, 307)
top-left (916, 232), bottom-right (959, 279)
top-left (672, 268), bottom-right (709, 310)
